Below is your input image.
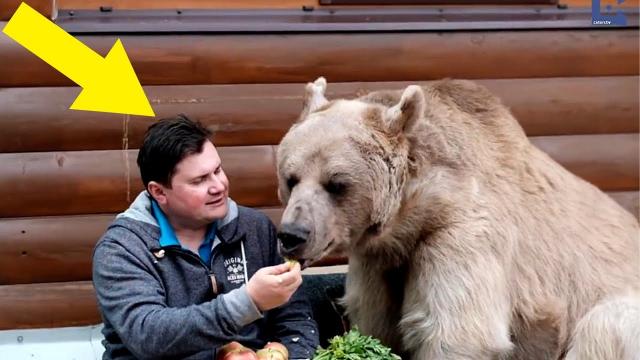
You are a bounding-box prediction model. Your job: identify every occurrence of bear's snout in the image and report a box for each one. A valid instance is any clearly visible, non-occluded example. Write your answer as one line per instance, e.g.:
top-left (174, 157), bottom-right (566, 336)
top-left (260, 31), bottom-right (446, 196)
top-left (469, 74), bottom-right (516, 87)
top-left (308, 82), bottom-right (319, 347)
top-left (277, 222), bottom-right (310, 256)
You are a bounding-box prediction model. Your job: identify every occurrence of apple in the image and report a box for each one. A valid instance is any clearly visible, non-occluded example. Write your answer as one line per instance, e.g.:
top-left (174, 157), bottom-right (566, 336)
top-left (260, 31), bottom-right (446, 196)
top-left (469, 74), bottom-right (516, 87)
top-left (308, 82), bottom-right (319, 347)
top-left (263, 342), bottom-right (289, 359)
top-left (256, 348), bottom-right (286, 360)
top-left (223, 348), bottom-right (259, 360)
top-left (216, 341), bottom-right (246, 360)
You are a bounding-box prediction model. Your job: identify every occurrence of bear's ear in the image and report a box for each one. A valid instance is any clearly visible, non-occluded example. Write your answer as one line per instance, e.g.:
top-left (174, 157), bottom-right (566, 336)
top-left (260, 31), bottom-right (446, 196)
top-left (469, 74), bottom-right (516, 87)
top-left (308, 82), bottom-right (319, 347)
top-left (299, 77), bottom-right (328, 121)
top-left (383, 85), bottom-right (425, 135)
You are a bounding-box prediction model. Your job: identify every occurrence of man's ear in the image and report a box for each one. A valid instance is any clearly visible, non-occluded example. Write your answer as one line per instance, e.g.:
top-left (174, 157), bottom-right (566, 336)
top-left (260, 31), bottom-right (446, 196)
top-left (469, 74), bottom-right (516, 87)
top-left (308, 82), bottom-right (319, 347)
top-left (299, 77), bottom-right (328, 121)
top-left (383, 85), bottom-right (425, 135)
top-left (147, 181), bottom-right (167, 205)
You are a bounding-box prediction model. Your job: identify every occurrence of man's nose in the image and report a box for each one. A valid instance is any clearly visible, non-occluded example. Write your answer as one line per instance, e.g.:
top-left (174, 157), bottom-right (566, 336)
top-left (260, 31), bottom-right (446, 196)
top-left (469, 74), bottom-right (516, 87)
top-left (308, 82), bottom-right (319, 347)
top-left (277, 223), bottom-right (310, 252)
top-left (208, 175), bottom-right (225, 193)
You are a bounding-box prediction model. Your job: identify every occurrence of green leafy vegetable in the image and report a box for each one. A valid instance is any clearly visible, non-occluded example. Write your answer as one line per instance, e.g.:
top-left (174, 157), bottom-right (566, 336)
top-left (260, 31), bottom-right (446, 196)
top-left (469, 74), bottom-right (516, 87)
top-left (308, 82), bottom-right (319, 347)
top-left (313, 329), bottom-right (402, 360)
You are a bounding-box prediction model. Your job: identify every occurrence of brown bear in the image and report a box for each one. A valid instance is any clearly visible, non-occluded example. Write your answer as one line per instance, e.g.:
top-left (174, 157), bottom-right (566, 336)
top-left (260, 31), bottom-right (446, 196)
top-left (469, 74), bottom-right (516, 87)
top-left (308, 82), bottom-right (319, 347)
top-left (275, 77), bottom-right (640, 359)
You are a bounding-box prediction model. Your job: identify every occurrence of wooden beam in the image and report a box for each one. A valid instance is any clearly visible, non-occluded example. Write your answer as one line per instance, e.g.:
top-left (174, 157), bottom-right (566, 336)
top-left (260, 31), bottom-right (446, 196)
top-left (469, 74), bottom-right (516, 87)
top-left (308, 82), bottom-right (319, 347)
top-left (530, 134), bottom-right (639, 192)
top-left (0, 0), bottom-right (54, 21)
top-left (0, 30), bottom-right (637, 87)
top-left (0, 281), bottom-right (100, 330)
top-left (0, 76), bottom-right (637, 153)
top-left (0, 146), bottom-right (279, 218)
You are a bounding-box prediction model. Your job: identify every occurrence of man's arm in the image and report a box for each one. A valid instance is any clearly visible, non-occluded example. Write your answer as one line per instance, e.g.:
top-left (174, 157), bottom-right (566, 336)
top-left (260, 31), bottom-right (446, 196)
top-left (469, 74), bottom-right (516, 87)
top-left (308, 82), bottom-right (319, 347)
top-left (264, 222), bottom-right (320, 360)
top-left (93, 232), bottom-right (262, 360)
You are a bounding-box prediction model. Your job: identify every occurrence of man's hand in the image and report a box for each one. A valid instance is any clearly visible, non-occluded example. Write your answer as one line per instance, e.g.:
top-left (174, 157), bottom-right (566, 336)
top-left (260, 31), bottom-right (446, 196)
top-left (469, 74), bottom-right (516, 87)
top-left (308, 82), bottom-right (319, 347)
top-left (246, 262), bottom-right (302, 312)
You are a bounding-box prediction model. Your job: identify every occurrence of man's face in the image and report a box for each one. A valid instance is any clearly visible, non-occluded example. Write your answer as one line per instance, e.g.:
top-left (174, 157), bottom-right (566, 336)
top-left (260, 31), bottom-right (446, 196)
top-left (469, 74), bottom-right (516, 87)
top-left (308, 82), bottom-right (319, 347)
top-left (154, 140), bottom-right (229, 228)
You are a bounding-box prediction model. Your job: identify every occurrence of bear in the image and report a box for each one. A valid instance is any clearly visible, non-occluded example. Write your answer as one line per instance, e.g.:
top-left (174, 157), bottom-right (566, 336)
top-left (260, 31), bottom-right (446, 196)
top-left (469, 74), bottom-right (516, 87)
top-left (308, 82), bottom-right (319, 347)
top-left (275, 77), bottom-right (640, 359)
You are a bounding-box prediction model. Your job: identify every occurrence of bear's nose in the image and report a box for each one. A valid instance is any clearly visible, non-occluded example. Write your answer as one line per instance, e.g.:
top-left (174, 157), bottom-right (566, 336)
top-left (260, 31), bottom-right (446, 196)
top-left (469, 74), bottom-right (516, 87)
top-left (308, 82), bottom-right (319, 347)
top-left (277, 223), bottom-right (310, 252)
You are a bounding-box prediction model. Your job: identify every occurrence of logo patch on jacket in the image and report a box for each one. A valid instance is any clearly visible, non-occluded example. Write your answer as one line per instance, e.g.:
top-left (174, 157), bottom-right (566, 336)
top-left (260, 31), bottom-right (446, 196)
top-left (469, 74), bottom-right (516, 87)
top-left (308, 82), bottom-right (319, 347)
top-left (223, 256), bottom-right (245, 285)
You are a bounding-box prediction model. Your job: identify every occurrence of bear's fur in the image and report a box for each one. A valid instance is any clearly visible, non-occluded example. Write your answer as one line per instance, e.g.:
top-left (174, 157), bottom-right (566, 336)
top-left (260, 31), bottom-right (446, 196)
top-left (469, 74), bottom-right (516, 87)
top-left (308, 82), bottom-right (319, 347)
top-left (276, 77), bottom-right (640, 359)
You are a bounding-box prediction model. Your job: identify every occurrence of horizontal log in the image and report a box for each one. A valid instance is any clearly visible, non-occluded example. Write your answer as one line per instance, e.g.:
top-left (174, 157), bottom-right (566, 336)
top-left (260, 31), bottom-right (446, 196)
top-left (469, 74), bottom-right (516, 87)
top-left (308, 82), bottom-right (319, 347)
top-left (0, 281), bottom-right (100, 330)
top-left (0, 134), bottom-right (637, 218)
top-left (0, 146), bottom-right (279, 218)
top-left (0, 30), bottom-right (637, 87)
top-left (530, 134), bottom-right (639, 192)
top-left (0, 76), bottom-right (637, 153)
top-left (0, 0), bottom-right (53, 21)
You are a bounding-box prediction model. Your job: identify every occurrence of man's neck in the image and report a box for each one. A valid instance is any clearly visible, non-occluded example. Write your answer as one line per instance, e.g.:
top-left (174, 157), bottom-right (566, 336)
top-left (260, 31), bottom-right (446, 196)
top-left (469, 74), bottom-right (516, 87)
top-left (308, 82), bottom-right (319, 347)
top-left (175, 228), bottom-right (207, 253)
top-left (169, 217), bottom-right (208, 253)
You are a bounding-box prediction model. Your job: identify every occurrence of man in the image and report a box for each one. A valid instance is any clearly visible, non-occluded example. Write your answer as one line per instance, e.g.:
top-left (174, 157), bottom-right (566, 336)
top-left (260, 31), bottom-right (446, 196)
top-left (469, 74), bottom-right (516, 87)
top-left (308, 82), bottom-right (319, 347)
top-left (93, 115), bottom-right (319, 359)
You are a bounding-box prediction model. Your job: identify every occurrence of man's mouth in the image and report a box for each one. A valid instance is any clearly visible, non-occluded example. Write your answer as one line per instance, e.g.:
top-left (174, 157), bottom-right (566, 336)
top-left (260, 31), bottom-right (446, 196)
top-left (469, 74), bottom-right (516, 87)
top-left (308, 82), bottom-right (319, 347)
top-left (206, 197), bottom-right (225, 206)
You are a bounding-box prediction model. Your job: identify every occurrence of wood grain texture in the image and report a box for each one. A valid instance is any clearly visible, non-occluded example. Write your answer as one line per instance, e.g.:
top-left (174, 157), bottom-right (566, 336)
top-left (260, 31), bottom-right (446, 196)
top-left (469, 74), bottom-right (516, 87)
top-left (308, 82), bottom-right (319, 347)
top-left (0, 76), bottom-right (637, 153)
top-left (0, 146), bottom-right (279, 218)
top-left (0, 30), bottom-right (637, 87)
top-left (530, 134), bottom-right (639, 192)
top-left (0, 0), bottom-right (53, 21)
top-left (0, 281), bottom-right (100, 330)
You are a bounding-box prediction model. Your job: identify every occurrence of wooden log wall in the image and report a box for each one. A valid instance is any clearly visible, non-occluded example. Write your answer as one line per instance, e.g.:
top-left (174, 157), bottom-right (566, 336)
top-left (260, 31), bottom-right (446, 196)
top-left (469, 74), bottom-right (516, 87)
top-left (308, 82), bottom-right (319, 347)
top-left (0, 1), bottom-right (637, 330)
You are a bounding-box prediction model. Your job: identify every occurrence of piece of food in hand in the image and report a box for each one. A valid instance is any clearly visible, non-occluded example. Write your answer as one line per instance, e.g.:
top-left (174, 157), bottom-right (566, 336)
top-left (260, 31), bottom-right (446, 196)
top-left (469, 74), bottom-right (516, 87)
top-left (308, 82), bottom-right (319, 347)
top-left (283, 258), bottom-right (299, 269)
top-left (263, 341), bottom-right (289, 359)
top-left (217, 342), bottom-right (254, 360)
top-left (256, 348), bottom-right (286, 360)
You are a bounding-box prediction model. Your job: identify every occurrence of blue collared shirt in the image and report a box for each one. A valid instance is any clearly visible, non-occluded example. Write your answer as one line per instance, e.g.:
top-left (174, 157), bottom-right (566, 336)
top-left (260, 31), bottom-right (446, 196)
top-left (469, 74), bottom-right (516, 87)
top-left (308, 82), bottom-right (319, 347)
top-left (151, 200), bottom-right (217, 266)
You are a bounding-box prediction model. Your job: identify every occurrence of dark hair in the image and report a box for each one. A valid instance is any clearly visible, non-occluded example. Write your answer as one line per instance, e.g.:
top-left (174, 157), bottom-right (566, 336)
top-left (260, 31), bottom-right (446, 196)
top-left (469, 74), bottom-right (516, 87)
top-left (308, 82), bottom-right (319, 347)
top-left (137, 114), bottom-right (212, 188)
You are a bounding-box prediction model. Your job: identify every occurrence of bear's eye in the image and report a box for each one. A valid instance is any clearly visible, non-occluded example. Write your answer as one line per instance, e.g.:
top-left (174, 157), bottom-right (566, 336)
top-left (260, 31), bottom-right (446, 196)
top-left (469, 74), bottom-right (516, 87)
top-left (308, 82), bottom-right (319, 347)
top-left (325, 180), bottom-right (348, 196)
top-left (286, 176), bottom-right (299, 191)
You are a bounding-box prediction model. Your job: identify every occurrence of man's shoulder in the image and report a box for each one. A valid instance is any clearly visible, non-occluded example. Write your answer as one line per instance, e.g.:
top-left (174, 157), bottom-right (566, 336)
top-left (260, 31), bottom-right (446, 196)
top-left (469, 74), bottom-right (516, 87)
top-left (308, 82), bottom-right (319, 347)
top-left (96, 216), bottom-right (159, 251)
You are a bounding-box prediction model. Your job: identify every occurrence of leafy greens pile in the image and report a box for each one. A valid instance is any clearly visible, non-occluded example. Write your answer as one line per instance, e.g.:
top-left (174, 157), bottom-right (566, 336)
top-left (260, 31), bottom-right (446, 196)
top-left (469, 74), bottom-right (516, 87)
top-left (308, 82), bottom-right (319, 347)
top-left (313, 329), bottom-right (402, 360)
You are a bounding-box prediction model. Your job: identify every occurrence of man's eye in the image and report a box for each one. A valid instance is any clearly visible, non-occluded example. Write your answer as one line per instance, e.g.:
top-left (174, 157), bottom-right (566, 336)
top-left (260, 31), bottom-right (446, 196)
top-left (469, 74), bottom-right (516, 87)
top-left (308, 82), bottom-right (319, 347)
top-left (214, 166), bottom-right (222, 175)
top-left (287, 176), bottom-right (299, 190)
top-left (325, 180), bottom-right (347, 196)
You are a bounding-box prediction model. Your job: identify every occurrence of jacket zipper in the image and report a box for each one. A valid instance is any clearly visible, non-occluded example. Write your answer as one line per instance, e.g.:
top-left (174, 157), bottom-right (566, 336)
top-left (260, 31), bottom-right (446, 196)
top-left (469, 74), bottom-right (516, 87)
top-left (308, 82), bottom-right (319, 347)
top-left (163, 246), bottom-right (215, 275)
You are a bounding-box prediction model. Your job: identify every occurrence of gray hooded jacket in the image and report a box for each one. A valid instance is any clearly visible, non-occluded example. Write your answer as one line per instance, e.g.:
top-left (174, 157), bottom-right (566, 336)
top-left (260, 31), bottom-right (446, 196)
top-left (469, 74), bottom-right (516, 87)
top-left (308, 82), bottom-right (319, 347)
top-left (92, 192), bottom-right (319, 359)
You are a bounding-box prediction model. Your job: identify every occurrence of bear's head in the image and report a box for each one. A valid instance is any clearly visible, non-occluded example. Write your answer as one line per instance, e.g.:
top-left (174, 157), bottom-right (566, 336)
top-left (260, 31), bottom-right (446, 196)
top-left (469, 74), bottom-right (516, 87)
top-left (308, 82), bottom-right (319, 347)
top-left (275, 77), bottom-right (426, 267)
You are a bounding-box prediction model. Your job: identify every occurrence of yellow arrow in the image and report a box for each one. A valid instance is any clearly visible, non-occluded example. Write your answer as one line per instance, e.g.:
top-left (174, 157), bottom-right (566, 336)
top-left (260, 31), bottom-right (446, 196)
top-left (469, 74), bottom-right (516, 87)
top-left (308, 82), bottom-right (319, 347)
top-left (2, 2), bottom-right (155, 117)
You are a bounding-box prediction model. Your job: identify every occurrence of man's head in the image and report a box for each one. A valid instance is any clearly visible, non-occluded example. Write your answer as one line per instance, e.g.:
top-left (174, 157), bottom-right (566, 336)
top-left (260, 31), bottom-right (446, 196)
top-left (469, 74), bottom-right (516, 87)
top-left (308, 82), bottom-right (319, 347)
top-left (138, 114), bottom-right (229, 228)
